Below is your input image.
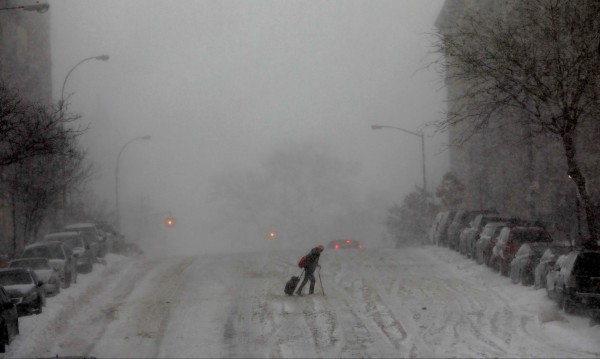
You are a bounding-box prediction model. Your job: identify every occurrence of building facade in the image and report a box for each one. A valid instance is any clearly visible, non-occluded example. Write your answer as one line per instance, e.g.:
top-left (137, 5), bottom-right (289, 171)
top-left (0, 0), bottom-right (52, 255)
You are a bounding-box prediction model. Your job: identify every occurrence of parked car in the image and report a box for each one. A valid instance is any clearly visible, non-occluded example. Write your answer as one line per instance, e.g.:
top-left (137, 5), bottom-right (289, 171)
top-left (0, 286), bottom-right (18, 353)
top-left (546, 248), bottom-right (600, 314)
top-left (9, 258), bottom-right (60, 297)
top-left (22, 242), bottom-right (76, 288)
top-left (491, 226), bottom-right (553, 276)
top-left (534, 244), bottom-right (573, 289)
top-left (0, 268), bottom-right (45, 316)
top-left (44, 232), bottom-right (94, 273)
top-left (64, 223), bottom-right (107, 258)
top-left (447, 210), bottom-right (495, 250)
top-left (95, 221), bottom-right (118, 253)
top-left (328, 239), bottom-right (363, 249)
top-left (459, 214), bottom-right (512, 258)
top-left (509, 242), bottom-right (553, 286)
top-left (474, 222), bottom-right (507, 265)
top-left (433, 210), bottom-right (456, 247)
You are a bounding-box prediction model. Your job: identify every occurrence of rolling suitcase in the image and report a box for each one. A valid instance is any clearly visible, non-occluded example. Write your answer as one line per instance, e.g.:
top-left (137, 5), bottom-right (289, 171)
top-left (284, 270), bottom-right (303, 296)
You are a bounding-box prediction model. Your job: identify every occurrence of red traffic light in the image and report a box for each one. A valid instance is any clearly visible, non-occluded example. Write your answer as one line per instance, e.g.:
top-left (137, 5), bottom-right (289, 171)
top-left (165, 216), bottom-right (175, 227)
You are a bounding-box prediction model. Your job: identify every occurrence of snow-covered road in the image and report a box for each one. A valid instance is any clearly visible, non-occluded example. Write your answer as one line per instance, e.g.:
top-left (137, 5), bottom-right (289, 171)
top-left (5, 245), bottom-right (600, 358)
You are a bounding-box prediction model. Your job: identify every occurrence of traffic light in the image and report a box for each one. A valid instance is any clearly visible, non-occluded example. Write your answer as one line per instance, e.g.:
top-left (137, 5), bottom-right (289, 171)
top-left (165, 216), bottom-right (175, 228)
top-left (268, 230), bottom-right (277, 239)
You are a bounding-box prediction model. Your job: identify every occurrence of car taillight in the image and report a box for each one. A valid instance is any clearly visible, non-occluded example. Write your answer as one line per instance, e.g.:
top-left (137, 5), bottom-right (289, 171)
top-left (335, 244), bottom-right (339, 249)
top-left (346, 240), bottom-right (350, 244)
top-left (358, 244), bottom-right (363, 249)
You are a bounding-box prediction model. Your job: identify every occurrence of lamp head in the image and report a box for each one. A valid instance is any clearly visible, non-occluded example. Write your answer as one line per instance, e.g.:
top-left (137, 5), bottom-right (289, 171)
top-left (95, 55), bottom-right (110, 61)
top-left (371, 125), bottom-right (383, 130)
top-left (141, 135), bottom-right (151, 140)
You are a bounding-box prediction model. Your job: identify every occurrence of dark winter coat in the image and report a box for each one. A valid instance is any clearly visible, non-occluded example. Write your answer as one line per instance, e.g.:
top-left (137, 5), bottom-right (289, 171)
top-left (303, 247), bottom-right (321, 273)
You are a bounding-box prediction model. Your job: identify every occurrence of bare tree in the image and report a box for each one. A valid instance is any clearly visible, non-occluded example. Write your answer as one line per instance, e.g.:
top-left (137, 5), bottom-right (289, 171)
top-left (434, 0), bottom-right (600, 243)
top-left (0, 81), bottom-right (83, 167)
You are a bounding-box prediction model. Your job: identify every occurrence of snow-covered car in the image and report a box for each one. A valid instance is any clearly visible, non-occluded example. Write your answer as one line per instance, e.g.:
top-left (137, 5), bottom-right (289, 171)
top-left (474, 222), bottom-right (507, 265)
top-left (64, 223), bottom-right (107, 258)
top-left (545, 249), bottom-right (600, 314)
top-left (459, 214), bottom-right (512, 258)
top-left (328, 239), bottom-right (363, 249)
top-left (0, 286), bottom-right (18, 353)
top-left (533, 244), bottom-right (573, 289)
top-left (0, 268), bottom-right (45, 316)
top-left (9, 258), bottom-right (60, 297)
top-left (509, 242), bottom-right (552, 286)
top-left (22, 242), bottom-right (76, 288)
top-left (44, 232), bottom-right (94, 273)
top-left (491, 226), bottom-right (552, 276)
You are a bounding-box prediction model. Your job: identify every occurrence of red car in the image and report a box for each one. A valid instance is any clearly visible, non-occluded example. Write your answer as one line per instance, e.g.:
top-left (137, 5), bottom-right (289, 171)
top-left (328, 239), bottom-right (363, 249)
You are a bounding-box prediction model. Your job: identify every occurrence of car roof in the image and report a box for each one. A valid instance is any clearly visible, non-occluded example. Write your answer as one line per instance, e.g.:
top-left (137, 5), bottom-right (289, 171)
top-left (24, 241), bottom-right (64, 249)
top-left (44, 231), bottom-right (80, 238)
top-left (510, 226), bottom-right (546, 233)
top-left (0, 267), bottom-right (31, 274)
top-left (10, 257), bottom-right (49, 263)
top-left (64, 222), bottom-right (95, 228)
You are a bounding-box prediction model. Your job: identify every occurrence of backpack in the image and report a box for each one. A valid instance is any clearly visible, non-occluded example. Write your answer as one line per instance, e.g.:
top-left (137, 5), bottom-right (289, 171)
top-left (298, 255), bottom-right (307, 268)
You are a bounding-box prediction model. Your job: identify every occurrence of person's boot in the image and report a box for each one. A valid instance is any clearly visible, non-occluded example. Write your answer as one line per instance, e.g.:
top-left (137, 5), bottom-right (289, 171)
top-left (296, 291), bottom-right (303, 296)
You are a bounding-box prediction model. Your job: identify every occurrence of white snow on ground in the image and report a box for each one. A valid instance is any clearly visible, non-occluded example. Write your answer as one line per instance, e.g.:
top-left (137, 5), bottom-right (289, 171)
top-left (2, 245), bottom-right (599, 358)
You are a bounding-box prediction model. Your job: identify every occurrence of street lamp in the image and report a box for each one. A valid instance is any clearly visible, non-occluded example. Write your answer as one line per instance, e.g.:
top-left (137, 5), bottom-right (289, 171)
top-left (0, 3), bottom-right (49, 12)
top-left (371, 124), bottom-right (427, 195)
top-left (60, 54), bottom-right (110, 109)
top-left (115, 135), bottom-right (151, 232)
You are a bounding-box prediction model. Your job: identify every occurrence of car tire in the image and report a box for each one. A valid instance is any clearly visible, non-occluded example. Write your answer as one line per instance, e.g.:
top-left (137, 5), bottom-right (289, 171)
top-left (561, 291), bottom-right (575, 314)
top-left (0, 325), bottom-right (6, 353)
top-left (85, 259), bottom-right (93, 273)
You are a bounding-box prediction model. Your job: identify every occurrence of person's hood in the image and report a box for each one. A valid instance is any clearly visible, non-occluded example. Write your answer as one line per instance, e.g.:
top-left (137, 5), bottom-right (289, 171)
top-left (4, 283), bottom-right (35, 297)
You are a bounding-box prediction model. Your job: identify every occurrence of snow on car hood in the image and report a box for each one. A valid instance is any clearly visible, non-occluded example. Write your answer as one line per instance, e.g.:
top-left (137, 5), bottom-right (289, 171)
top-left (34, 269), bottom-right (53, 283)
top-left (4, 283), bottom-right (35, 297)
top-left (48, 259), bottom-right (66, 272)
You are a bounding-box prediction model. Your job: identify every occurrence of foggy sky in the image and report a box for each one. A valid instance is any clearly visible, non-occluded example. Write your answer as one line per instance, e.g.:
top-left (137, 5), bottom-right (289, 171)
top-left (49, 0), bottom-right (448, 254)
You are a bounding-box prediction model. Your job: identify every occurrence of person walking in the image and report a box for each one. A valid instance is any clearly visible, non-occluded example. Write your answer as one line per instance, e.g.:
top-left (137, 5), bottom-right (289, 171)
top-left (296, 244), bottom-right (324, 296)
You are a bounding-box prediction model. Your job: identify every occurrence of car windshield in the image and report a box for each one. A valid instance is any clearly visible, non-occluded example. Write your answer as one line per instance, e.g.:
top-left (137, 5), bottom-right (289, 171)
top-left (512, 230), bottom-right (547, 243)
top-left (9, 259), bottom-right (50, 270)
top-left (0, 271), bottom-right (33, 285)
top-left (573, 252), bottom-right (600, 277)
top-left (23, 246), bottom-right (65, 260)
top-left (55, 237), bottom-right (83, 250)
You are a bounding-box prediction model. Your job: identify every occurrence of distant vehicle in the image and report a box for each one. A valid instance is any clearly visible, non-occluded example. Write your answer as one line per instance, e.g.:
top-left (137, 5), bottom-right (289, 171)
top-left (0, 268), bottom-right (45, 316)
top-left (491, 226), bottom-right (552, 276)
top-left (44, 232), bottom-right (94, 273)
top-left (95, 221), bottom-right (118, 253)
top-left (64, 223), bottom-right (107, 258)
top-left (9, 258), bottom-right (60, 296)
top-left (0, 286), bottom-right (19, 353)
top-left (328, 239), bottom-right (363, 249)
top-left (509, 242), bottom-right (553, 286)
top-left (534, 244), bottom-right (573, 289)
top-left (22, 242), bottom-right (76, 288)
top-left (546, 249), bottom-right (600, 314)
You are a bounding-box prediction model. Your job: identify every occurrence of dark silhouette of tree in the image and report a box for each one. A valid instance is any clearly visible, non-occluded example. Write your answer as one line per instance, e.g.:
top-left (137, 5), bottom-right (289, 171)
top-left (433, 0), bottom-right (600, 243)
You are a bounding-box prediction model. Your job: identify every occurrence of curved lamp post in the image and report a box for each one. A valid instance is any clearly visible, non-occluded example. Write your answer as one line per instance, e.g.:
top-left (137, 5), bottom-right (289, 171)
top-left (60, 54), bottom-right (110, 109)
top-left (371, 124), bottom-right (427, 195)
top-left (115, 135), bottom-right (151, 232)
